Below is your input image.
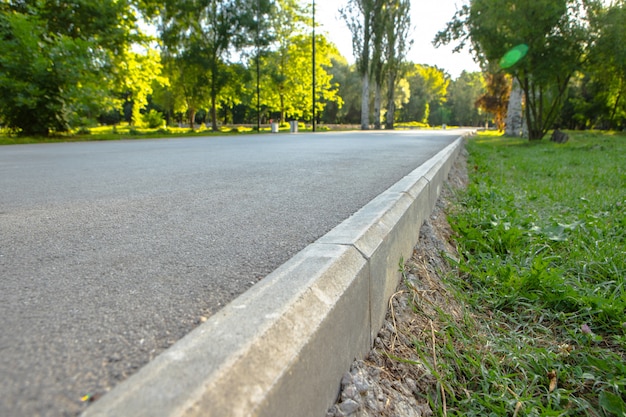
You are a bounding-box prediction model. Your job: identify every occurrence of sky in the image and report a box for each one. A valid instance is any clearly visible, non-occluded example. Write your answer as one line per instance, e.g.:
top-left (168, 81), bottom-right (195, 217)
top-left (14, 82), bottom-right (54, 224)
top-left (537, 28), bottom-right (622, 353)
top-left (313, 0), bottom-right (481, 79)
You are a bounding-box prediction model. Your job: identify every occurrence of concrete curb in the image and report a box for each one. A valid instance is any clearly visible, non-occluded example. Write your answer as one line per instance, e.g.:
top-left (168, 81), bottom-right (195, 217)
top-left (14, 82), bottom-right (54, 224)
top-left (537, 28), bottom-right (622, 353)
top-left (82, 133), bottom-right (469, 417)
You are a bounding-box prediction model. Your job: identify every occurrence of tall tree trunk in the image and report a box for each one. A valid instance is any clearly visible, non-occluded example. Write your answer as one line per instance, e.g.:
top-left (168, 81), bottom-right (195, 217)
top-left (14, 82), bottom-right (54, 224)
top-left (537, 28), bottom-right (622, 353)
top-left (505, 78), bottom-right (524, 136)
top-left (385, 73), bottom-right (397, 130)
top-left (211, 94), bottom-right (218, 131)
top-left (373, 80), bottom-right (381, 129)
top-left (189, 108), bottom-right (196, 130)
top-left (280, 93), bottom-right (285, 123)
top-left (210, 60), bottom-right (219, 131)
top-left (361, 72), bottom-right (370, 130)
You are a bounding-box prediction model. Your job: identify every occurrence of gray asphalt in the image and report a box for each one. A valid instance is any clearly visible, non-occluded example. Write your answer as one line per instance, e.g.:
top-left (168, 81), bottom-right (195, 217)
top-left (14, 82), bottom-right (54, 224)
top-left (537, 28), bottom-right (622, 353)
top-left (0, 130), bottom-right (463, 416)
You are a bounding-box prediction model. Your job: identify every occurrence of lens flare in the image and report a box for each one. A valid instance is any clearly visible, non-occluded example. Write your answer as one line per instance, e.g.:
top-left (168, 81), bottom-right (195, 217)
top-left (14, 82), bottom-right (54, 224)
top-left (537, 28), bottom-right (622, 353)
top-left (499, 44), bottom-right (529, 69)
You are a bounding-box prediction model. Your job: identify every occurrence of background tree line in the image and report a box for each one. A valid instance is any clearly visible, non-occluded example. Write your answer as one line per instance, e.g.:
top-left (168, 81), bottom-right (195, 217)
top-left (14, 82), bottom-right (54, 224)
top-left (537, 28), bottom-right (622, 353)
top-left (436, 0), bottom-right (626, 139)
top-left (1, 0), bottom-right (624, 137)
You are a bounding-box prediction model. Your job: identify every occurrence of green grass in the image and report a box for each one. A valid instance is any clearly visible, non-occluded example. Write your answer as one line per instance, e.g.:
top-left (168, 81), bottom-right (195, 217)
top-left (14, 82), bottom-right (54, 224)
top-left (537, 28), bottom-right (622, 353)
top-left (0, 123), bottom-right (331, 145)
top-left (426, 131), bottom-right (626, 416)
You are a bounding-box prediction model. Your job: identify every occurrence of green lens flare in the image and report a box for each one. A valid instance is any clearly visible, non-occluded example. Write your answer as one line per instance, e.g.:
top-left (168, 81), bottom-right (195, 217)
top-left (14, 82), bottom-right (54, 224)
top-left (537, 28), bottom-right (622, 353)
top-left (499, 44), bottom-right (529, 69)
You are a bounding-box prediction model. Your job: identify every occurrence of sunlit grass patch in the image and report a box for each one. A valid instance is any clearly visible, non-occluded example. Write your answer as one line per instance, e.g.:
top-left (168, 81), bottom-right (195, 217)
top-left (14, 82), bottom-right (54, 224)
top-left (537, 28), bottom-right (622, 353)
top-left (420, 130), bottom-right (626, 416)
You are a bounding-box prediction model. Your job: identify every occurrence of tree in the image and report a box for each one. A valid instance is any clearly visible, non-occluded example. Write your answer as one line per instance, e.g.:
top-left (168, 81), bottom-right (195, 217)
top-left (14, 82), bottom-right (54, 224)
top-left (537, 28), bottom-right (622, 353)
top-left (258, 0), bottom-right (309, 123)
top-left (157, 51), bottom-right (210, 129)
top-left (341, 0), bottom-right (378, 129)
top-left (475, 71), bottom-right (510, 131)
top-left (0, 0), bottom-right (142, 135)
top-left (258, 34), bottom-right (342, 122)
top-left (586, 0), bottom-right (626, 129)
top-left (558, 72), bottom-right (605, 129)
top-left (436, 0), bottom-right (591, 139)
top-left (398, 64), bottom-right (449, 125)
top-left (447, 71), bottom-right (485, 126)
top-left (159, 0), bottom-right (271, 131)
top-left (382, 0), bottom-right (412, 129)
top-left (324, 56), bottom-right (362, 124)
top-left (217, 63), bottom-right (251, 125)
top-left (116, 49), bottom-right (166, 126)
top-left (342, 0), bottom-right (412, 130)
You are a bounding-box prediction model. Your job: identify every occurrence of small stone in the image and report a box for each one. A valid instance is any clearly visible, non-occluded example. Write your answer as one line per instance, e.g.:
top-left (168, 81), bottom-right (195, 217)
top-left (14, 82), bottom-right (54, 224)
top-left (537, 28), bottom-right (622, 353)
top-left (365, 393), bottom-right (381, 412)
top-left (353, 373), bottom-right (370, 394)
top-left (341, 385), bottom-right (358, 401)
top-left (108, 352), bottom-right (121, 362)
top-left (338, 399), bottom-right (360, 415)
top-left (405, 378), bottom-right (417, 394)
top-left (550, 129), bottom-right (569, 143)
top-left (341, 371), bottom-right (353, 387)
top-left (325, 409), bottom-right (337, 417)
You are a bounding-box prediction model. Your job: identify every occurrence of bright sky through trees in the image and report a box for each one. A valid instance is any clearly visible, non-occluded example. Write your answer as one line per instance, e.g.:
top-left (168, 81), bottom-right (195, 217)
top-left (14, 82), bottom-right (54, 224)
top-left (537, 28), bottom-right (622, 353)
top-left (314, 0), bottom-right (480, 78)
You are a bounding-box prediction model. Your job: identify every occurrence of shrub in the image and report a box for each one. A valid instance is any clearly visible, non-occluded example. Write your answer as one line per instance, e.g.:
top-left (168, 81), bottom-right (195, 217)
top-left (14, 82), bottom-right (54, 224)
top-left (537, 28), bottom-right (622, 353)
top-left (394, 121), bottom-right (430, 129)
top-left (142, 110), bottom-right (165, 129)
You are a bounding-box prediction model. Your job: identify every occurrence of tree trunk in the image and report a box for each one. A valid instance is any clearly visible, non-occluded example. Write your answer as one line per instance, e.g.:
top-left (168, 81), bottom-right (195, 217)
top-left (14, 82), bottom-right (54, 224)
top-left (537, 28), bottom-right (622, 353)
top-left (361, 72), bottom-right (370, 130)
top-left (373, 80), bottom-right (381, 130)
top-left (189, 108), bottom-right (196, 130)
top-left (211, 94), bottom-right (218, 131)
top-left (280, 93), bottom-right (285, 123)
top-left (505, 78), bottom-right (524, 136)
top-left (385, 73), bottom-right (397, 130)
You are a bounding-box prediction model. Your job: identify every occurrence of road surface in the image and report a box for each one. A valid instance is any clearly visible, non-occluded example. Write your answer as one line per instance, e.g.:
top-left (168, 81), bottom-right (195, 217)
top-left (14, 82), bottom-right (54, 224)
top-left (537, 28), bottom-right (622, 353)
top-left (0, 130), bottom-right (464, 416)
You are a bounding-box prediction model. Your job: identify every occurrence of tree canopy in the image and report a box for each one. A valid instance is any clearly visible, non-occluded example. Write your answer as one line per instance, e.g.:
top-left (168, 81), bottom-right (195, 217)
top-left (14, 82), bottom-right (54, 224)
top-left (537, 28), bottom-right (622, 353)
top-left (435, 0), bottom-right (592, 139)
top-left (0, 0), bottom-right (623, 135)
top-left (0, 0), bottom-right (142, 135)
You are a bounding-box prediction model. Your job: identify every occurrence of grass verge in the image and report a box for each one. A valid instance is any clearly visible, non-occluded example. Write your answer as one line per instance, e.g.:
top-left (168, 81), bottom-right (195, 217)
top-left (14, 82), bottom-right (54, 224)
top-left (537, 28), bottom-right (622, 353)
top-left (413, 131), bottom-right (625, 416)
top-left (0, 124), bottom-right (332, 145)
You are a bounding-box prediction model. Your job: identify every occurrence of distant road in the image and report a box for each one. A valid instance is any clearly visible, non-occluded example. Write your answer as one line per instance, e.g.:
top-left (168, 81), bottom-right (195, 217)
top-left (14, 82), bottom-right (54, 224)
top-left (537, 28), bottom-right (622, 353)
top-left (0, 130), bottom-right (466, 416)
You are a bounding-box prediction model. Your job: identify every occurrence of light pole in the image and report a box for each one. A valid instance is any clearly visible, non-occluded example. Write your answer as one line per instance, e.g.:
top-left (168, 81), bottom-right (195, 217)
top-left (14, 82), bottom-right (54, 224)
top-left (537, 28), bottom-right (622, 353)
top-left (312, 0), bottom-right (316, 132)
top-left (256, 0), bottom-right (261, 131)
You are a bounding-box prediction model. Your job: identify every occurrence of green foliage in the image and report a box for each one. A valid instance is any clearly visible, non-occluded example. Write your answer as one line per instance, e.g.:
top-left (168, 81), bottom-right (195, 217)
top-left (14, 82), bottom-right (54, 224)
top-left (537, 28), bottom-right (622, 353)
top-left (141, 109), bottom-right (165, 129)
top-left (398, 64), bottom-right (449, 125)
top-left (0, 13), bottom-right (78, 135)
top-left (324, 57), bottom-right (362, 124)
top-left (257, 34), bottom-right (342, 122)
top-left (1, 0), bottom-right (623, 134)
top-left (446, 71), bottom-right (486, 127)
top-left (475, 71), bottom-right (510, 131)
top-left (117, 50), bottom-right (166, 127)
top-left (583, 1), bottom-right (626, 130)
top-left (394, 121), bottom-right (429, 129)
top-left (159, 0), bottom-right (269, 130)
top-left (341, 0), bottom-right (413, 129)
top-left (0, 0), bottom-right (153, 135)
top-left (436, 0), bottom-right (591, 139)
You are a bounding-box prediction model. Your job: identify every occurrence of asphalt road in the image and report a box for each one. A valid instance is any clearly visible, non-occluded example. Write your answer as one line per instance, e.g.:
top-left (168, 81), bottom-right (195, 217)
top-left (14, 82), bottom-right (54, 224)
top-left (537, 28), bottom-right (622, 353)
top-left (0, 130), bottom-right (464, 416)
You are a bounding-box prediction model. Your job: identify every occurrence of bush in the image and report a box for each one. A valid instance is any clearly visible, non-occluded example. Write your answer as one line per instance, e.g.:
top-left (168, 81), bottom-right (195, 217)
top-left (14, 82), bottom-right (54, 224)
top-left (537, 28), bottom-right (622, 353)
top-left (394, 121), bottom-right (430, 129)
top-left (142, 110), bottom-right (165, 129)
